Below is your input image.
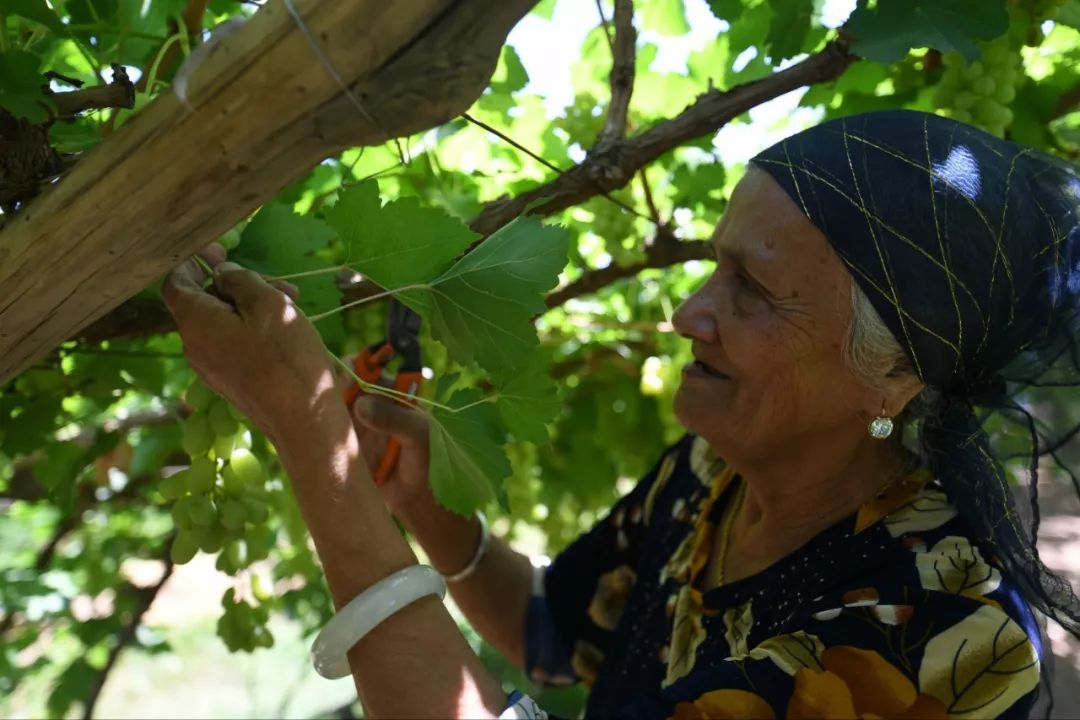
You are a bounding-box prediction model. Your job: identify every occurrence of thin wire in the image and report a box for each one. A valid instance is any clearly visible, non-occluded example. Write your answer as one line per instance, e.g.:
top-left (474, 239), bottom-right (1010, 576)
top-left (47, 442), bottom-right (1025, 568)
top-left (594, 0), bottom-right (615, 56)
top-left (462, 112), bottom-right (566, 176)
top-left (461, 113), bottom-right (656, 225)
top-left (280, 0), bottom-right (407, 166)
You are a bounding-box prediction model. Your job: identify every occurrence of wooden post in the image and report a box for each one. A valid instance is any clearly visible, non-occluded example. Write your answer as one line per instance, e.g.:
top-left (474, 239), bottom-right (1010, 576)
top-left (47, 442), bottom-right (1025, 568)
top-left (0, 0), bottom-right (536, 385)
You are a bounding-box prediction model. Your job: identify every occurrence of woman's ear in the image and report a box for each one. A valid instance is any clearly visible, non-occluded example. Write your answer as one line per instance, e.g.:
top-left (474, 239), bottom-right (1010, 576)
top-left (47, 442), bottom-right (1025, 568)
top-left (881, 372), bottom-right (926, 418)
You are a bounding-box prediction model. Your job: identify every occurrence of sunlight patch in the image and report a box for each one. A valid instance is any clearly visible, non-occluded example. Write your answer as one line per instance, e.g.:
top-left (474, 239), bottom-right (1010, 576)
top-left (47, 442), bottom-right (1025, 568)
top-left (933, 145), bottom-right (981, 201)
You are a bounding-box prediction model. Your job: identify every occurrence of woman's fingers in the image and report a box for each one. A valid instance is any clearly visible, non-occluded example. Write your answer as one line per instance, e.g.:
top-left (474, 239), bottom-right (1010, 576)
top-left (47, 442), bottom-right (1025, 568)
top-left (352, 396), bottom-right (429, 448)
top-left (197, 242), bottom-right (228, 267)
top-left (162, 258), bottom-right (237, 326)
top-left (177, 242), bottom-right (299, 308)
top-left (212, 262), bottom-right (290, 318)
top-left (270, 279), bottom-right (300, 301)
top-left (163, 242), bottom-right (228, 296)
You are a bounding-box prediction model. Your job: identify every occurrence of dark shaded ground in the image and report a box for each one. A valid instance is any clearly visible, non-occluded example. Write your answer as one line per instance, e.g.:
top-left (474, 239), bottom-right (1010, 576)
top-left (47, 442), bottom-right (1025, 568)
top-left (1029, 479), bottom-right (1080, 719)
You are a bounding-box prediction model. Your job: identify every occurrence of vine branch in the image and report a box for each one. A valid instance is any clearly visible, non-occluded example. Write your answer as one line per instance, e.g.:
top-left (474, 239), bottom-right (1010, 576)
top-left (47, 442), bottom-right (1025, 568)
top-left (545, 239), bottom-right (713, 309)
top-left (639, 169), bottom-right (663, 226)
top-left (463, 112), bottom-right (651, 222)
top-left (468, 39), bottom-right (854, 237)
top-left (48, 74), bottom-right (136, 119)
top-left (82, 550), bottom-right (176, 720)
top-left (69, 297), bottom-right (177, 343)
top-left (596, 0), bottom-right (636, 144)
top-left (135, 0), bottom-right (206, 97)
top-left (103, 0), bottom-right (209, 133)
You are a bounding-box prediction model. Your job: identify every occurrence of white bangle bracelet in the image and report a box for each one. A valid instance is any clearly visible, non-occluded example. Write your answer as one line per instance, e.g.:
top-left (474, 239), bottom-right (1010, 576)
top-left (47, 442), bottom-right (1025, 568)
top-left (310, 565), bottom-right (446, 679)
top-left (443, 511), bottom-right (490, 583)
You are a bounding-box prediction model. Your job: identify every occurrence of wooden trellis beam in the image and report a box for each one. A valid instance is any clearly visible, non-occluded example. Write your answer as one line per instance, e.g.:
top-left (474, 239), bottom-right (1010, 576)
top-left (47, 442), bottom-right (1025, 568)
top-left (0, 0), bottom-right (536, 385)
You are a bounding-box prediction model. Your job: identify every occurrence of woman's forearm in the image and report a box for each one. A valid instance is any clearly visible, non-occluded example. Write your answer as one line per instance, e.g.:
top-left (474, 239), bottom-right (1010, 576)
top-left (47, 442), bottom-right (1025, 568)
top-left (269, 405), bottom-right (508, 718)
top-left (395, 491), bottom-right (535, 669)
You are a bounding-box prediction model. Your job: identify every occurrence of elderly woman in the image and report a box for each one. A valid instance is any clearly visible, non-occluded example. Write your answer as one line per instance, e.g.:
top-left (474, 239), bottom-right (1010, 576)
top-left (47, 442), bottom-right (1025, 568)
top-left (163, 110), bottom-right (1080, 718)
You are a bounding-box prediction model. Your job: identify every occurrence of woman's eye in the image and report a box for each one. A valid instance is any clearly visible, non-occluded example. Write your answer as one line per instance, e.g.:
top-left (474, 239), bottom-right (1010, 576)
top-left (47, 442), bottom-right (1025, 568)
top-left (734, 274), bottom-right (772, 314)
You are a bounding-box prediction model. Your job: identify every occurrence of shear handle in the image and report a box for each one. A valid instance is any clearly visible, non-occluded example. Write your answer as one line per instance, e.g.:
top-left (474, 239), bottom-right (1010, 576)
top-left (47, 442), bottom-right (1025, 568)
top-left (343, 341), bottom-right (393, 407)
top-left (371, 368), bottom-right (423, 485)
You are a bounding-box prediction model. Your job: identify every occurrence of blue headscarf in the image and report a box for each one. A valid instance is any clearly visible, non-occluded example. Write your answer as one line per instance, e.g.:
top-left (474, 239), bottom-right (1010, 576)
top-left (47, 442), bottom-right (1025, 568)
top-left (751, 110), bottom-right (1080, 693)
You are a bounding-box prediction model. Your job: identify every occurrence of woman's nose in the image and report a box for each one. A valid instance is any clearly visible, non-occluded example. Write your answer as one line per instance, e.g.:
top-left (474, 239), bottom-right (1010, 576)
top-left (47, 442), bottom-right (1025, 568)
top-left (672, 285), bottom-right (720, 342)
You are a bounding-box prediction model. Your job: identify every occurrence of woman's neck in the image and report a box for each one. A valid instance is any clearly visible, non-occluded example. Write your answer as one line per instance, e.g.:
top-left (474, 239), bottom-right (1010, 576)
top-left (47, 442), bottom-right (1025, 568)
top-left (721, 430), bottom-right (914, 582)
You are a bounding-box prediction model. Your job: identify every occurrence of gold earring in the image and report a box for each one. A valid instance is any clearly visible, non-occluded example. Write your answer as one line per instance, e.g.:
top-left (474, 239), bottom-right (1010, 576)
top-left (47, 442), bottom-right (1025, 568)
top-left (868, 402), bottom-right (893, 439)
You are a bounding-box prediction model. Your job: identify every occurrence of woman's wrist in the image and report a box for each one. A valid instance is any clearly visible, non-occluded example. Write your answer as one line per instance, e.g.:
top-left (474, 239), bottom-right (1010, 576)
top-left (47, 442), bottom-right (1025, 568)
top-left (267, 392), bottom-right (353, 451)
top-left (396, 494), bottom-right (487, 578)
top-left (269, 401), bottom-right (412, 557)
top-left (279, 429), bottom-right (418, 605)
top-left (389, 479), bottom-right (442, 524)
top-left (442, 512), bottom-right (489, 583)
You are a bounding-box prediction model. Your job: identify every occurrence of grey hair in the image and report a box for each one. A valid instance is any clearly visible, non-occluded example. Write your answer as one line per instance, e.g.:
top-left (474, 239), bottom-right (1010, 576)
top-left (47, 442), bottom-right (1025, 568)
top-left (846, 279), bottom-right (940, 423)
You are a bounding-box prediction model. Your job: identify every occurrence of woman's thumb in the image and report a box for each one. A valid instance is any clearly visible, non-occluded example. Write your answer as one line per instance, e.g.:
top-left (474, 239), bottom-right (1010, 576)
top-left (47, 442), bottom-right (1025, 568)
top-left (351, 395), bottom-right (427, 445)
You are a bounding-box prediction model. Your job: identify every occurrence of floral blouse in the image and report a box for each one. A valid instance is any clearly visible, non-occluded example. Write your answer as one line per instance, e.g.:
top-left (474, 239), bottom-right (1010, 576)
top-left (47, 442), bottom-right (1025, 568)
top-left (522, 434), bottom-right (1042, 718)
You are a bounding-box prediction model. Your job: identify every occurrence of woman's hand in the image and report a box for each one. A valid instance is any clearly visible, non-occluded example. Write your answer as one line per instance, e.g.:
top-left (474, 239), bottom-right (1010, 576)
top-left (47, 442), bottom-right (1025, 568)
top-left (162, 247), bottom-right (339, 442)
top-left (165, 250), bottom-right (510, 718)
top-left (347, 394), bottom-right (433, 516)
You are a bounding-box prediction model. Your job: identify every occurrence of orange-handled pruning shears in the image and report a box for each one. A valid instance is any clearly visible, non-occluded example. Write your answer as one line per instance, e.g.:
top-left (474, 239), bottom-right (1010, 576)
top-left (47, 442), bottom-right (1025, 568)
top-left (343, 298), bottom-right (423, 485)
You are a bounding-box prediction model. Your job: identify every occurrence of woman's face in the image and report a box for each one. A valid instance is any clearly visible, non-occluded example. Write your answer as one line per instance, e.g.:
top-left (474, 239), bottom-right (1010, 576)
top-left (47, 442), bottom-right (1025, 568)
top-left (672, 167), bottom-right (878, 461)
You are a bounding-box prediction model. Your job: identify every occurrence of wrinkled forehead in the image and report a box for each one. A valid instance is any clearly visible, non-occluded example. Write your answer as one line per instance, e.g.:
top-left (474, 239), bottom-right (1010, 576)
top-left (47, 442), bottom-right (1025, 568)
top-left (715, 167), bottom-right (854, 302)
top-left (718, 167), bottom-right (826, 244)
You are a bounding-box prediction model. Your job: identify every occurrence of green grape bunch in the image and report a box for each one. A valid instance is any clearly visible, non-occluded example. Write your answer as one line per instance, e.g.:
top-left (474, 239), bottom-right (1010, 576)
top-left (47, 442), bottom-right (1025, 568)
top-left (163, 379), bottom-right (274, 577)
top-left (555, 94), bottom-right (606, 146)
top-left (933, 37), bottom-right (1021, 138)
top-left (218, 588), bottom-right (274, 652)
top-left (590, 200), bottom-right (642, 268)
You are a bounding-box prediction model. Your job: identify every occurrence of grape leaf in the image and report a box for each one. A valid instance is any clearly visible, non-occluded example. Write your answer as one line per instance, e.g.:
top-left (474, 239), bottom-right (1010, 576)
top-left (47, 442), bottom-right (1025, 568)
top-left (6, 0), bottom-right (67, 34)
top-left (67, 0), bottom-right (119, 24)
top-left (496, 366), bottom-right (560, 444)
top-left (1060, 0), bottom-right (1080, 31)
top-left (416, 217), bottom-right (569, 378)
top-left (324, 182), bottom-right (479, 290)
top-left (230, 204), bottom-right (344, 347)
top-left (642, 0), bottom-right (691, 36)
top-left (49, 118), bottom-right (101, 154)
top-left (129, 424), bottom-right (181, 478)
top-left (429, 387), bottom-right (511, 515)
top-left (705, 0), bottom-right (745, 22)
top-left (766, 0), bottom-right (813, 61)
top-left (0, 50), bottom-right (48, 122)
top-left (32, 442), bottom-right (87, 511)
top-left (847, 0), bottom-right (1009, 64)
top-left (490, 46), bottom-right (530, 95)
top-left (47, 659), bottom-right (97, 719)
top-left (117, 350), bottom-right (166, 395)
top-left (4, 394), bottom-right (62, 456)
top-left (531, 0), bottom-right (558, 19)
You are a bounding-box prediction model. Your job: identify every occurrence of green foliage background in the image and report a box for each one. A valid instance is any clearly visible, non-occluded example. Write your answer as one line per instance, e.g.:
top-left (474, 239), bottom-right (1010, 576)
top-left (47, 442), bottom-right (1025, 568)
top-left (2, 0), bottom-right (1080, 716)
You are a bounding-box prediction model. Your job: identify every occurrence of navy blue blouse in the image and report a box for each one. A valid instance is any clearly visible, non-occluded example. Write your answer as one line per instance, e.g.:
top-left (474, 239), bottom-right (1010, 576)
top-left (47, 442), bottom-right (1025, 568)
top-left (524, 434), bottom-right (1042, 718)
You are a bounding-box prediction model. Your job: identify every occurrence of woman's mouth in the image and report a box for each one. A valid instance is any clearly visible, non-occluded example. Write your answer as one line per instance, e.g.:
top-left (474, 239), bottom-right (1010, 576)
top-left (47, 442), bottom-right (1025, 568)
top-left (684, 360), bottom-right (729, 380)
